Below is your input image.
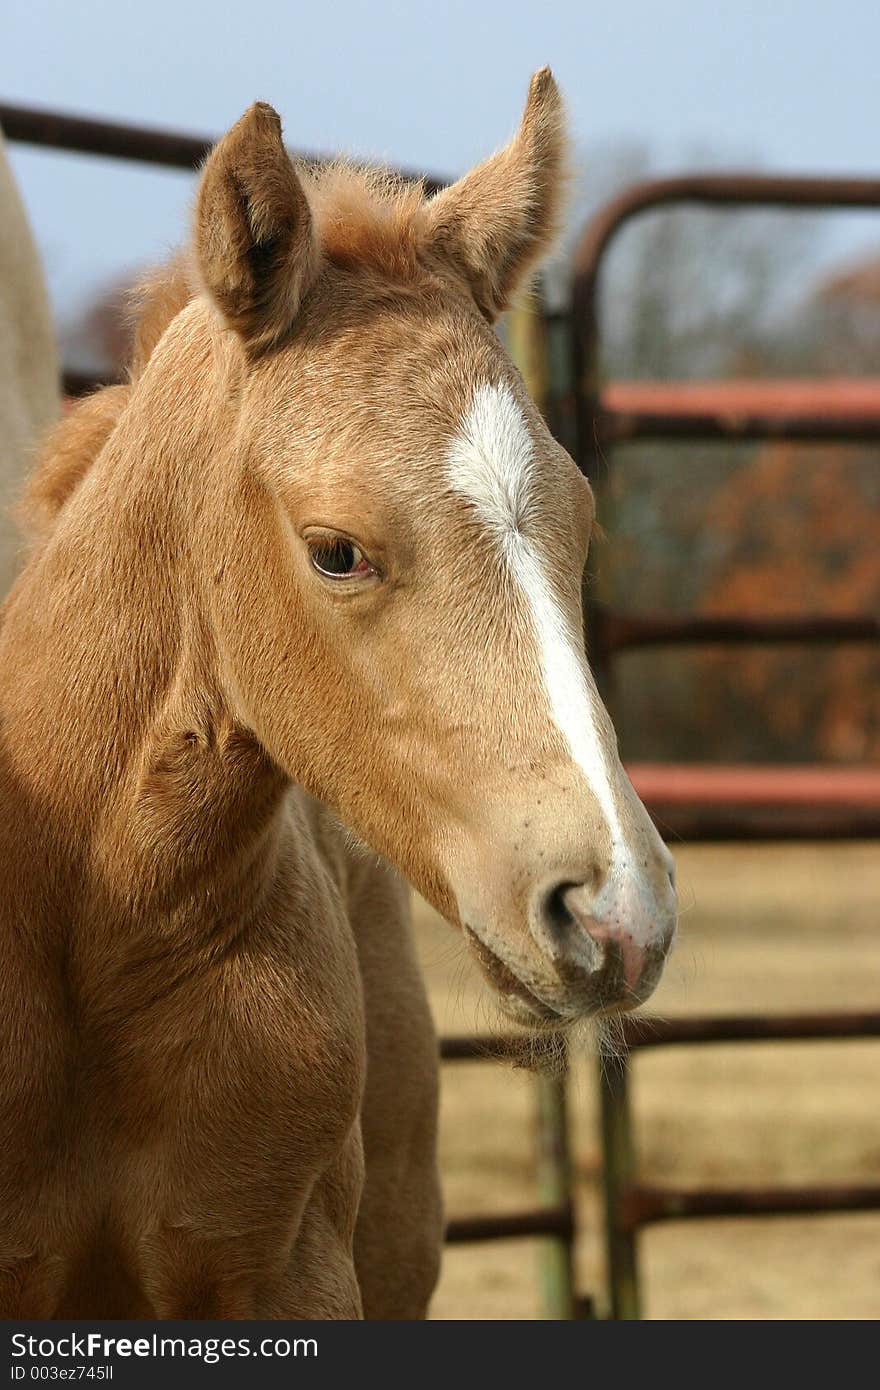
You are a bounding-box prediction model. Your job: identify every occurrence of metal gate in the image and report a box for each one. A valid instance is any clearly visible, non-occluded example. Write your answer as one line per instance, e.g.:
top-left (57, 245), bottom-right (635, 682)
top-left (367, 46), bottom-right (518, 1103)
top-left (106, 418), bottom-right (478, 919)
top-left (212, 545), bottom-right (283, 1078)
top-left (566, 173), bottom-right (880, 1319)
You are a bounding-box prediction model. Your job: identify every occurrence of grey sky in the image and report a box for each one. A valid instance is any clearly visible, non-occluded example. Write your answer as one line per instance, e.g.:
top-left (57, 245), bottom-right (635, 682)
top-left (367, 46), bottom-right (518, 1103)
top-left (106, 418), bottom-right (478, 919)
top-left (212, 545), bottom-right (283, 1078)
top-left (5, 0), bottom-right (880, 326)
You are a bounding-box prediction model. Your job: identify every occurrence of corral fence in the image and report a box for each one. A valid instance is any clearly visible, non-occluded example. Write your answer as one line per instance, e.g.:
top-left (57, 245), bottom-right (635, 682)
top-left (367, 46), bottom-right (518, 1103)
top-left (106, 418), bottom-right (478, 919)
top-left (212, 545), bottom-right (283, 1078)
top-left (565, 173), bottom-right (880, 1318)
top-left (4, 102), bottom-right (880, 1319)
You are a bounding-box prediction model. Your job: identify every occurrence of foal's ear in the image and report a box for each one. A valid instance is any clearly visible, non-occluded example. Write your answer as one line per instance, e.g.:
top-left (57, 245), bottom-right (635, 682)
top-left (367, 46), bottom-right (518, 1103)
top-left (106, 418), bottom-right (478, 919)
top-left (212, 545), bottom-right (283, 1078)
top-left (194, 102), bottom-right (319, 354)
top-left (423, 68), bottom-right (566, 321)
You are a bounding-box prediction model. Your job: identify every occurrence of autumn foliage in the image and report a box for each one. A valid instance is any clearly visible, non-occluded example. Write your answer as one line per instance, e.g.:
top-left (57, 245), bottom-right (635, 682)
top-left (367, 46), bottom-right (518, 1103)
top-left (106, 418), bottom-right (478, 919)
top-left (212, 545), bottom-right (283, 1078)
top-left (699, 441), bottom-right (880, 762)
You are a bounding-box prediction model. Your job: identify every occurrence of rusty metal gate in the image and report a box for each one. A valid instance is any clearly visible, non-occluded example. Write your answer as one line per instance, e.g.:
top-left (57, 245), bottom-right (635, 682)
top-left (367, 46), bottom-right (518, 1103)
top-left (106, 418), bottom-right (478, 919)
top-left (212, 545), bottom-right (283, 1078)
top-left (565, 173), bottom-right (880, 1319)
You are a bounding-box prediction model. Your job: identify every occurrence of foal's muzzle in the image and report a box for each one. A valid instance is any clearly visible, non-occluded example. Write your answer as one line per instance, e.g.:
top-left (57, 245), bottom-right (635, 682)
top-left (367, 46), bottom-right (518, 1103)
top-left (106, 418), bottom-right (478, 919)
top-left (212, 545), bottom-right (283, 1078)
top-left (529, 864), bottom-right (677, 1012)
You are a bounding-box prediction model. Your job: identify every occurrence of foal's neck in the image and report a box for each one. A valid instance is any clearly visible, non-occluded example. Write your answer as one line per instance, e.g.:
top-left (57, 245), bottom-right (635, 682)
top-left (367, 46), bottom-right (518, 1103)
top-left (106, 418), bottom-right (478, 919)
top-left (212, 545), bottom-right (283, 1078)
top-left (0, 345), bottom-right (290, 920)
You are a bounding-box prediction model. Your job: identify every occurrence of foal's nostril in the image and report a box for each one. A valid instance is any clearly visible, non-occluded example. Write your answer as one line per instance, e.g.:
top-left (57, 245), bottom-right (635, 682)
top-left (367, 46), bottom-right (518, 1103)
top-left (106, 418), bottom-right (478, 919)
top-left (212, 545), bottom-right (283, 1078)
top-left (537, 880), bottom-right (608, 976)
top-left (541, 881), bottom-right (580, 940)
top-left (532, 858), bottom-right (675, 1004)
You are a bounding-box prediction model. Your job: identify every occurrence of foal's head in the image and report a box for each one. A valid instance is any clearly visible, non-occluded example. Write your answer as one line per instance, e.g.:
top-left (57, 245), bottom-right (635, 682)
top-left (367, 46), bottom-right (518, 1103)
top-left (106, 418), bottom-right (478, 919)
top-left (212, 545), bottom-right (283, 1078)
top-left (180, 70), bottom-right (676, 1025)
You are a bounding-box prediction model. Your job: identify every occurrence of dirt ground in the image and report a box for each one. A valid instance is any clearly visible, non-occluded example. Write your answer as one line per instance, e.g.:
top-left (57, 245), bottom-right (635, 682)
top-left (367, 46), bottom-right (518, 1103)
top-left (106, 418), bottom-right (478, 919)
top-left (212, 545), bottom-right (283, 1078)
top-left (411, 841), bottom-right (880, 1320)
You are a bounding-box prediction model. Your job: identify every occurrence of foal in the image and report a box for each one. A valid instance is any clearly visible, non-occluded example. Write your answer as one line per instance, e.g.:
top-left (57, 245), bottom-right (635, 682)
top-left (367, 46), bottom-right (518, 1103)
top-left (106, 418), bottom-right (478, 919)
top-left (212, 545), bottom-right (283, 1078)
top-left (0, 70), bottom-right (676, 1318)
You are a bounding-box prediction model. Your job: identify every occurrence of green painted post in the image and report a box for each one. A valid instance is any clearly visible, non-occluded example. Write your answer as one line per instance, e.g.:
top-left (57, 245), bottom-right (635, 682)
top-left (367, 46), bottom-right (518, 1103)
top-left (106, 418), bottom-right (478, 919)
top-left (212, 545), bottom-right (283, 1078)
top-left (598, 1045), bottom-right (641, 1319)
top-left (506, 297), bottom-right (549, 413)
top-left (508, 291), bottom-right (578, 1321)
top-left (535, 1052), bottom-right (576, 1319)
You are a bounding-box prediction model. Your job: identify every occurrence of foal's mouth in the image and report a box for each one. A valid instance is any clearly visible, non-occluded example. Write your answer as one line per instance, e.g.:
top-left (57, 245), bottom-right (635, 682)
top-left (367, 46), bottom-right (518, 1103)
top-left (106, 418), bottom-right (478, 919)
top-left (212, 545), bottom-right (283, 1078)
top-left (463, 926), bottom-right (567, 1026)
top-left (462, 922), bottom-right (661, 1027)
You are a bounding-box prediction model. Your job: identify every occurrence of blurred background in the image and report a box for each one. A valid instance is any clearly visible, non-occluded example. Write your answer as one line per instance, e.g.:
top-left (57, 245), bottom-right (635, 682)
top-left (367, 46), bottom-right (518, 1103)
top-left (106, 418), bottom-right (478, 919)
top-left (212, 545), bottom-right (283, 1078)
top-left (5, 0), bottom-right (879, 1319)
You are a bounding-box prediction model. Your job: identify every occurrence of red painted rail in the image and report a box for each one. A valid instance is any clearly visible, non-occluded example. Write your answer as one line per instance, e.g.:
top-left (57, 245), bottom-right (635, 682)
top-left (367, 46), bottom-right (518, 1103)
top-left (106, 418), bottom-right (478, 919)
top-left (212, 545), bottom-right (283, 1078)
top-left (597, 377), bottom-right (880, 442)
top-left (627, 762), bottom-right (880, 808)
top-left (604, 378), bottom-right (880, 420)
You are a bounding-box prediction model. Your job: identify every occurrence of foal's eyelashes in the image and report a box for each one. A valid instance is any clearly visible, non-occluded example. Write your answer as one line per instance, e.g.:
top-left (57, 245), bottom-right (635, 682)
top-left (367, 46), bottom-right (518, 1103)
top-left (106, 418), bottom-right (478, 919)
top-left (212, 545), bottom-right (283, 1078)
top-left (304, 529), bottom-right (378, 583)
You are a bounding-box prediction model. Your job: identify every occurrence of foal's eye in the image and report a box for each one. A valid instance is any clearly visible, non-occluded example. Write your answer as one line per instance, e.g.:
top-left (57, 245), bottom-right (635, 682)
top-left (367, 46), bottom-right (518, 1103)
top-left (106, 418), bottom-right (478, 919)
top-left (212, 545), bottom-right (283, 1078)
top-left (306, 534), bottom-right (375, 581)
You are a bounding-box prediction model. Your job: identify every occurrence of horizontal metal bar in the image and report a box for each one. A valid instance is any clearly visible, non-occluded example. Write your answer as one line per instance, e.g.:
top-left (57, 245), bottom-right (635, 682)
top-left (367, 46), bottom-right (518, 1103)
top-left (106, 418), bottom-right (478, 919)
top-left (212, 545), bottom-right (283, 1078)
top-left (0, 101), bottom-right (446, 194)
top-left (439, 1034), bottom-right (558, 1065)
top-left (597, 377), bottom-right (880, 444)
top-left (438, 1014), bottom-right (880, 1068)
top-left (604, 377), bottom-right (880, 418)
top-left (619, 1183), bottom-right (880, 1230)
top-left (630, 763), bottom-right (880, 838)
top-left (593, 609), bottom-right (880, 651)
top-left (628, 762), bottom-right (880, 807)
top-left (63, 369), bottom-right (118, 399)
top-left (573, 173), bottom-right (880, 289)
top-left (445, 1204), bottom-right (574, 1244)
top-left (620, 1011), bottom-right (880, 1051)
top-left (597, 407), bottom-right (880, 444)
top-left (645, 808), bottom-right (880, 842)
top-left (1, 102), bottom-right (215, 171)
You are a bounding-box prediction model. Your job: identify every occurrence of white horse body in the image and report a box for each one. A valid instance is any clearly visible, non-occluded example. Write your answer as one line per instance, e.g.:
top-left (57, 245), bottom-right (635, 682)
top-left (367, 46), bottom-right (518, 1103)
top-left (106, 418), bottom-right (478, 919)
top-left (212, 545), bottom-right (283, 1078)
top-left (0, 130), bottom-right (59, 596)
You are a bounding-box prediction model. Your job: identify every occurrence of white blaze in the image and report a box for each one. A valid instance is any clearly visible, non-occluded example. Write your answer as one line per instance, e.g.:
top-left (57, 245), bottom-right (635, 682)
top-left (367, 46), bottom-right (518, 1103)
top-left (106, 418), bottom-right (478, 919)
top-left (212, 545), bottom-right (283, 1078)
top-left (446, 381), bottom-right (623, 845)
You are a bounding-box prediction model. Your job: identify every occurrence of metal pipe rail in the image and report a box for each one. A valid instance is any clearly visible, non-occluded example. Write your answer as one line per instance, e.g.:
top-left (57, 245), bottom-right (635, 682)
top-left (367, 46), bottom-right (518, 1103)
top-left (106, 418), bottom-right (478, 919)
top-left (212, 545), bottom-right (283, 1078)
top-left (446, 1206), bottom-right (575, 1244)
top-left (629, 762), bottom-right (880, 841)
top-left (598, 378), bottom-right (880, 445)
top-left (592, 606), bottom-right (880, 653)
top-left (619, 1010), bottom-right (880, 1049)
top-left (637, 808), bottom-right (880, 841)
top-left (628, 762), bottom-right (880, 807)
top-left (438, 1034), bottom-right (556, 1063)
top-left (1, 101), bottom-right (217, 172)
top-left (600, 1013), bottom-right (880, 1318)
top-left (0, 100), bottom-right (446, 190)
top-left (620, 1183), bottom-right (880, 1229)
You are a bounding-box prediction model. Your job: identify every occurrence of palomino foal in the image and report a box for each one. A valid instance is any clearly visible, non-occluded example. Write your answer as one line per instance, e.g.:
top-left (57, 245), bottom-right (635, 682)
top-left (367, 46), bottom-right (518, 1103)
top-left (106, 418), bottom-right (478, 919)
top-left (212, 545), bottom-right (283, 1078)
top-left (0, 71), bottom-right (675, 1319)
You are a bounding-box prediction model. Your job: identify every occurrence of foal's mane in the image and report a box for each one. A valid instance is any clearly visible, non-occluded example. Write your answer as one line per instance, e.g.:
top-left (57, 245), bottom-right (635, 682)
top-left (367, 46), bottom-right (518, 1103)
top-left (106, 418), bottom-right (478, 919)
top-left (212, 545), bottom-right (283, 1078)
top-left (305, 161), bottom-right (429, 282)
top-left (18, 160), bottom-right (434, 548)
top-left (18, 256), bottom-right (193, 545)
